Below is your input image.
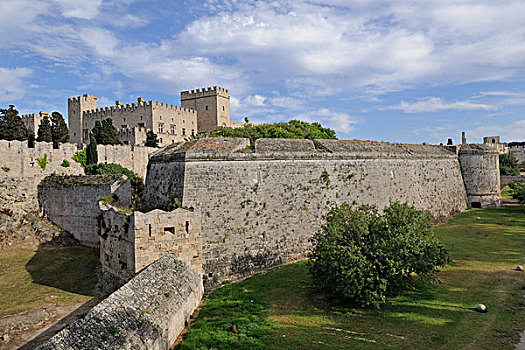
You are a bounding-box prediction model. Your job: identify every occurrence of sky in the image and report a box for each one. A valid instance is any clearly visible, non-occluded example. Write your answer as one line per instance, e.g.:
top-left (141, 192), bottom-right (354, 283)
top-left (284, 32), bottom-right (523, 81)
top-left (2, 0), bottom-right (525, 144)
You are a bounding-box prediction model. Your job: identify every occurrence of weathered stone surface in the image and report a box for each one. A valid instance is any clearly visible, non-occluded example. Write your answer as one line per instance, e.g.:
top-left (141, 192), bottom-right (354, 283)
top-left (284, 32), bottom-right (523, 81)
top-left (38, 175), bottom-right (131, 247)
top-left (255, 138), bottom-right (315, 153)
top-left (36, 255), bottom-right (203, 350)
top-left (99, 204), bottom-right (202, 293)
top-left (144, 138), bottom-right (473, 288)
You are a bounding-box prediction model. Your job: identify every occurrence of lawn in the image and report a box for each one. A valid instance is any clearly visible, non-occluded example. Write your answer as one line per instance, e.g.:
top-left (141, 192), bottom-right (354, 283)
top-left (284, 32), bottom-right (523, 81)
top-left (177, 206), bottom-right (525, 349)
top-left (0, 246), bottom-right (99, 316)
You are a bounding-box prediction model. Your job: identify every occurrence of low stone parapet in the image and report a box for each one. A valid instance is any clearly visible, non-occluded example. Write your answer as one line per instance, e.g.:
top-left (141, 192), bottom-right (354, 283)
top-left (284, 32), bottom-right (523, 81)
top-left (36, 254), bottom-right (203, 350)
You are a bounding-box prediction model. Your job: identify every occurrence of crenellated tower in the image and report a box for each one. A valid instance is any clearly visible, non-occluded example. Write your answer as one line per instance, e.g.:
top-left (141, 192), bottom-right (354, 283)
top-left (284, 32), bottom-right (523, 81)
top-left (68, 94), bottom-right (98, 144)
top-left (180, 86), bottom-right (230, 134)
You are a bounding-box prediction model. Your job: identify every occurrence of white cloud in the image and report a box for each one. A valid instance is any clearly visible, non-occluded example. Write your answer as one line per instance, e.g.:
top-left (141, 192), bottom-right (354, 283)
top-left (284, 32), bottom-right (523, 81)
top-left (385, 97), bottom-right (497, 114)
top-left (467, 120), bottom-right (525, 143)
top-left (0, 67), bottom-right (33, 103)
top-left (297, 108), bottom-right (358, 136)
top-left (53, 0), bottom-right (103, 19)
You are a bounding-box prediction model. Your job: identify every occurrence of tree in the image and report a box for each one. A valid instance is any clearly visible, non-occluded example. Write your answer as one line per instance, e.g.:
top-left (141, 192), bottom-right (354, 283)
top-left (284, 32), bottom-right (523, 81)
top-left (499, 153), bottom-right (520, 176)
top-left (37, 115), bottom-right (53, 142)
top-left (50, 111), bottom-right (69, 148)
top-left (210, 120), bottom-right (338, 149)
top-left (0, 105), bottom-right (28, 141)
top-left (86, 132), bottom-right (98, 166)
top-left (28, 132), bottom-right (35, 148)
top-left (447, 138), bottom-right (453, 145)
top-left (92, 119), bottom-right (121, 145)
top-left (508, 180), bottom-right (525, 204)
top-left (145, 130), bottom-right (159, 147)
top-left (308, 202), bottom-right (449, 308)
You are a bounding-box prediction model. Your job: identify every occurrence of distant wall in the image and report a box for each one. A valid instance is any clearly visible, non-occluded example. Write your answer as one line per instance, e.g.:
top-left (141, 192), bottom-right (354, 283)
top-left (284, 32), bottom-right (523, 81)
top-left (99, 205), bottom-right (202, 293)
top-left (36, 255), bottom-right (203, 350)
top-left (501, 175), bottom-right (525, 189)
top-left (0, 140), bottom-right (157, 179)
top-left (145, 138), bottom-right (469, 287)
top-left (38, 175), bottom-right (131, 247)
top-left (510, 144), bottom-right (525, 163)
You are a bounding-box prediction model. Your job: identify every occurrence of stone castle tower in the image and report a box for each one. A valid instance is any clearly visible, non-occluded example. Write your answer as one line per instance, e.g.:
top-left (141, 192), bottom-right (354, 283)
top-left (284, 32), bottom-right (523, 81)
top-left (68, 94), bottom-right (98, 144)
top-left (180, 87), bottom-right (231, 134)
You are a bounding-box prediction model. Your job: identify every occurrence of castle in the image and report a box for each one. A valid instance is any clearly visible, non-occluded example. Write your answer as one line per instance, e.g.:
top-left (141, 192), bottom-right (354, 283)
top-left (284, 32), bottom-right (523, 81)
top-left (22, 86), bottom-right (246, 146)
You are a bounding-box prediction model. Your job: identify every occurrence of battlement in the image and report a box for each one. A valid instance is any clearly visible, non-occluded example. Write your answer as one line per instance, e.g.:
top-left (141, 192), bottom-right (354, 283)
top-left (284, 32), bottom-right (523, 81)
top-left (81, 99), bottom-right (196, 118)
top-left (181, 86), bottom-right (229, 100)
top-left (68, 94), bottom-right (98, 103)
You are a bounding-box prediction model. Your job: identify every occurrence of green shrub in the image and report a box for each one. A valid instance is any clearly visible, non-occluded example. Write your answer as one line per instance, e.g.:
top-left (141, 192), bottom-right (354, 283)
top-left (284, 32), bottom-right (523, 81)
top-left (72, 149), bottom-right (86, 168)
top-left (308, 202), bottom-right (450, 308)
top-left (36, 154), bottom-right (48, 170)
top-left (500, 153), bottom-right (520, 176)
top-left (60, 159), bottom-right (70, 167)
top-left (508, 180), bottom-right (525, 203)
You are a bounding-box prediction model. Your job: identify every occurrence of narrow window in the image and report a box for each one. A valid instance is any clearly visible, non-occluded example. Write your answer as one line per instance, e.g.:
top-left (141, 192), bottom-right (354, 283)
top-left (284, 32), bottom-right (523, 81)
top-left (170, 125), bottom-right (175, 134)
top-left (164, 227), bottom-right (175, 234)
top-left (148, 224), bottom-right (152, 238)
top-left (185, 221), bottom-right (189, 233)
top-left (182, 128), bottom-right (186, 136)
top-left (123, 118), bottom-right (126, 122)
top-left (222, 105), bottom-right (225, 111)
top-left (205, 105), bottom-right (208, 111)
top-left (191, 129), bottom-right (195, 136)
top-left (158, 123), bottom-right (163, 133)
top-left (160, 115), bottom-right (162, 120)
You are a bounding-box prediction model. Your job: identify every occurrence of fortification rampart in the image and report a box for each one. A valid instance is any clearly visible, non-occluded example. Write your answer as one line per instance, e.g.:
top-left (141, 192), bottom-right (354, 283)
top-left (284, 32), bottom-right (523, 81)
top-left (36, 255), bottom-right (203, 350)
top-left (99, 204), bottom-right (202, 293)
top-left (38, 175), bottom-right (131, 247)
top-left (144, 138), bottom-right (471, 287)
top-left (510, 143), bottom-right (525, 163)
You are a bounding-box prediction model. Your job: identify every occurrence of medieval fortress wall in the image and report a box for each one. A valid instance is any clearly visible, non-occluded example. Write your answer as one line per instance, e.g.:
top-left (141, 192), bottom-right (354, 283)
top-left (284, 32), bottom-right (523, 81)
top-left (37, 254), bottom-right (203, 350)
top-left (144, 138), bottom-right (485, 287)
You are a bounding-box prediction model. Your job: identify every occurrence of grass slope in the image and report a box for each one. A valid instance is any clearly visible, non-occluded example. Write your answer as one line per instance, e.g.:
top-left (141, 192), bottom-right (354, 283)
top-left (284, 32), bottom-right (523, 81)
top-left (0, 246), bottom-right (98, 316)
top-left (177, 206), bottom-right (525, 349)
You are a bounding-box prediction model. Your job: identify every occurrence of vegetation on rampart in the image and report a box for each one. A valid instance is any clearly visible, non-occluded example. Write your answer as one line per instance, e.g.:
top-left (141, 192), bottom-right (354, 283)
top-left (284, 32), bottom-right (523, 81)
top-left (210, 120), bottom-right (337, 148)
top-left (178, 205), bottom-right (525, 349)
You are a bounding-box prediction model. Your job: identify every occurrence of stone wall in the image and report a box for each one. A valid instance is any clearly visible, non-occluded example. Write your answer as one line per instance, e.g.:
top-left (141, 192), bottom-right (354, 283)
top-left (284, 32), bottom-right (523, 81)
top-left (99, 205), bottom-right (202, 293)
top-left (144, 138), bottom-right (470, 287)
top-left (36, 255), bottom-right (203, 350)
top-left (38, 175), bottom-right (131, 247)
top-left (0, 140), bottom-right (156, 178)
top-left (501, 175), bottom-right (525, 189)
top-left (510, 144), bottom-right (525, 163)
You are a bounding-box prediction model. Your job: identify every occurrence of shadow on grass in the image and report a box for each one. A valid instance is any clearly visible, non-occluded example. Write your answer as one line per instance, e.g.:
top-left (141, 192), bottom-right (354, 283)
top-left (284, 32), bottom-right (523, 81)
top-left (25, 244), bottom-right (99, 296)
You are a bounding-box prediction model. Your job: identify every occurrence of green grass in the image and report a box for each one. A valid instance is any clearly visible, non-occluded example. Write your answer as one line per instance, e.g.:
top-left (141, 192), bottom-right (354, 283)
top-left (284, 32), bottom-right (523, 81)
top-left (0, 246), bottom-right (99, 316)
top-left (177, 206), bottom-right (525, 349)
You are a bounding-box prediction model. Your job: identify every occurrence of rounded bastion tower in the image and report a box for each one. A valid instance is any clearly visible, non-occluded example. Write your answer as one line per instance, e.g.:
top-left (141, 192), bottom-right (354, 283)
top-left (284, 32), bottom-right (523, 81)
top-left (458, 144), bottom-right (501, 208)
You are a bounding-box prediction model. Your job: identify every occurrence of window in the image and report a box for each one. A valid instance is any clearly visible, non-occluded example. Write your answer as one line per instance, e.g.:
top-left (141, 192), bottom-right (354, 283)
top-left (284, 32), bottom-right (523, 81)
top-left (140, 116), bottom-right (143, 120)
top-left (123, 118), bottom-right (126, 122)
top-left (191, 129), bottom-right (195, 136)
top-left (223, 105), bottom-right (225, 111)
top-left (170, 125), bottom-right (175, 134)
top-left (182, 128), bottom-right (186, 136)
top-left (159, 138), bottom-right (163, 144)
top-left (121, 124), bottom-right (127, 128)
top-left (205, 105), bottom-right (208, 111)
top-left (138, 123), bottom-right (144, 128)
top-left (492, 139), bottom-right (496, 143)
top-left (84, 131), bottom-right (89, 139)
top-left (159, 115), bottom-right (162, 120)
top-left (158, 123), bottom-right (164, 133)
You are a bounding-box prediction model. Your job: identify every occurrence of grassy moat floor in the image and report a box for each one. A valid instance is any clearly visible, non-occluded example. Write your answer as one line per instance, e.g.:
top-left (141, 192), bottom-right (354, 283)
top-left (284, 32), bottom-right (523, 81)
top-left (177, 205), bottom-right (525, 350)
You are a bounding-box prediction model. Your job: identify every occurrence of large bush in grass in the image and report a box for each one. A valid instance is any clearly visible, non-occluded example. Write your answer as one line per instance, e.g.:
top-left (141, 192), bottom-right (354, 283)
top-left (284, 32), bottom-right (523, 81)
top-left (308, 202), bottom-right (450, 308)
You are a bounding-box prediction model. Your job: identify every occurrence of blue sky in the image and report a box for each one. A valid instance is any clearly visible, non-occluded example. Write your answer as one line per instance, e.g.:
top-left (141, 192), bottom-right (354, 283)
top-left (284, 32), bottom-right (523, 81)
top-left (2, 0), bottom-right (525, 144)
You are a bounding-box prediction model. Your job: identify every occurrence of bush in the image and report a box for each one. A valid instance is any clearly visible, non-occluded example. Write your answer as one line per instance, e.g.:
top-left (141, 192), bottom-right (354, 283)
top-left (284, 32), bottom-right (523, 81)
top-left (500, 153), bottom-right (520, 176)
top-left (508, 180), bottom-right (525, 203)
top-left (36, 154), bottom-right (48, 170)
top-left (308, 202), bottom-right (450, 308)
top-left (60, 159), bottom-right (70, 167)
top-left (72, 149), bottom-right (86, 168)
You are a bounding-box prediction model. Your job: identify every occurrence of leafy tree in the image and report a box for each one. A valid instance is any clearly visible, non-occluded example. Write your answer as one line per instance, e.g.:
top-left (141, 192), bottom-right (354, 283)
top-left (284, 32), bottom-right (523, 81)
top-left (92, 119), bottom-right (121, 145)
top-left (145, 130), bottom-right (159, 147)
top-left (0, 105), bottom-right (28, 141)
top-left (50, 111), bottom-right (69, 148)
top-left (37, 115), bottom-right (53, 142)
top-left (72, 148), bottom-right (86, 168)
top-left (499, 153), bottom-right (520, 176)
top-left (508, 180), bottom-right (525, 203)
top-left (210, 120), bottom-right (337, 148)
top-left (86, 132), bottom-right (98, 166)
top-left (308, 202), bottom-right (449, 308)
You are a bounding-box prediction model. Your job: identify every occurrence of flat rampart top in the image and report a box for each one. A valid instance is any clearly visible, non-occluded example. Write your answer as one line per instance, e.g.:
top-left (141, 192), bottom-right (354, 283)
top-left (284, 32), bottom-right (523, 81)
top-left (149, 138), bottom-right (458, 162)
top-left (39, 174), bottom-right (123, 187)
top-left (459, 143), bottom-right (499, 155)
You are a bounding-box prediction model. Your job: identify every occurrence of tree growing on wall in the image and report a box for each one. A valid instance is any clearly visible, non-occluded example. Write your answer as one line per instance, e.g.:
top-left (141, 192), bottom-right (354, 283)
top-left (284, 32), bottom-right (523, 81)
top-left (499, 153), bottom-right (520, 176)
top-left (0, 105), bottom-right (28, 141)
top-left (145, 130), bottom-right (159, 147)
top-left (86, 132), bottom-right (98, 166)
top-left (37, 115), bottom-right (53, 142)
top-left (92, 119), bottom-right (121, 145)
top-left (50, 111), bottom-right (69, 148)
top-left (308, 202), bottom-right (449, 308)
top-left (210, 120), bottom-right (338, 149)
